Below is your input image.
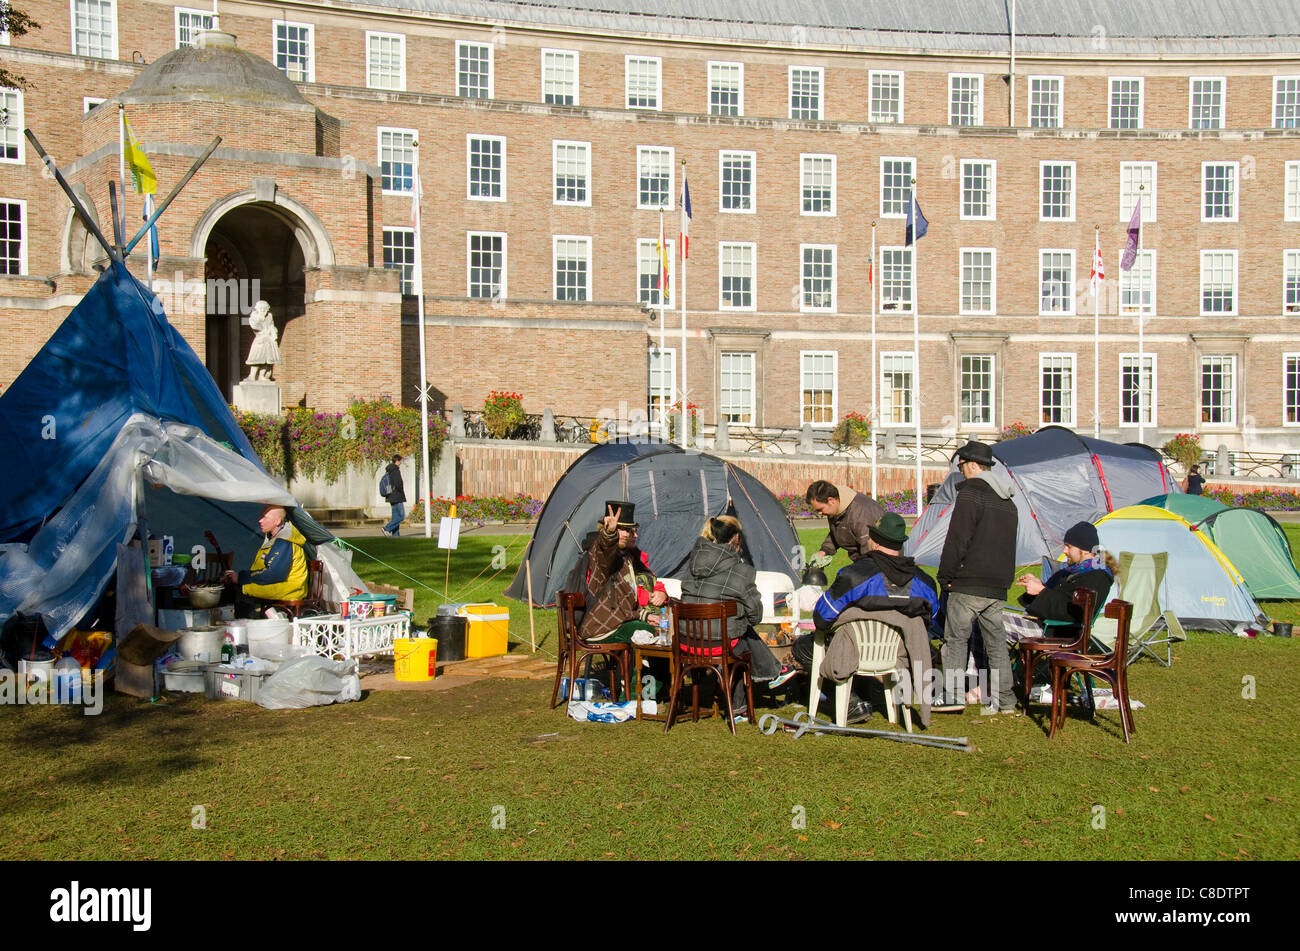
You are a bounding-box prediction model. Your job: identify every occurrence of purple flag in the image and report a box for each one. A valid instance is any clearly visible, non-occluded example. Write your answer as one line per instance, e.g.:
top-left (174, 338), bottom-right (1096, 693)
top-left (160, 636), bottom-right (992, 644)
top-left (1120, 195), bottom-right (1141, 271)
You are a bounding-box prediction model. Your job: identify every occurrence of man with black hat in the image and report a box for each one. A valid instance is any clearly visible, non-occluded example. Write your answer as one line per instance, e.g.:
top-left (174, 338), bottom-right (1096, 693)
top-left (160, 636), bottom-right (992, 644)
top-left (936, 440), bottom-right (1020, 714)
top-left (579, 502), bottom-right (668, 643)
top-left (789, 513), bottom-right (940, 724)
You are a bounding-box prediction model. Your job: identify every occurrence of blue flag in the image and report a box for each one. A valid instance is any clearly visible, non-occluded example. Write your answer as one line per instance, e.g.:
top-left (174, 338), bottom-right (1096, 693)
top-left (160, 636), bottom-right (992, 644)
top-left (906, 194), bottom-right (928, 246)
top-left (143, 194), bottom-right (159, 269)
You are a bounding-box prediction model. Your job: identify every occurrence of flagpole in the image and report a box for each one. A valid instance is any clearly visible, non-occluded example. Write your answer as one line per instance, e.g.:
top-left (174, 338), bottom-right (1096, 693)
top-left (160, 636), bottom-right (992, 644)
top-left (679, 160), bottom-right (688, 448)
top-left (145, 195), bottom-right (154, 292)
top-left (658, 206), bottom-right (668, 440)
top-left (1136, 188), bottom-right (1145, 447)
top-left (870, 222), bottom-right (878, 499)
top-left (117, 104), bottom-right (127, 253)
top-left (1093, 225), bottom-right (1100, 438)
top-left (911, 181), bottom-right (923, 521)
top-left (413, 140), bottom-right (431, 539)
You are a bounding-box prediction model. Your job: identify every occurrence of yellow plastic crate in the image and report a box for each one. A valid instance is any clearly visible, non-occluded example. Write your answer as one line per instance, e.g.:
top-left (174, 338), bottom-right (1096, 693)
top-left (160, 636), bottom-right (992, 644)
top-left (459, 603), bottom-right (509, 658)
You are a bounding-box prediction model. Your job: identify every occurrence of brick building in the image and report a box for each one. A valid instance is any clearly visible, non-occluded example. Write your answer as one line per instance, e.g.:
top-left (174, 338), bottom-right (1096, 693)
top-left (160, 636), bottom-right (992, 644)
top-left (2, 0), bottom-right (1299, 451)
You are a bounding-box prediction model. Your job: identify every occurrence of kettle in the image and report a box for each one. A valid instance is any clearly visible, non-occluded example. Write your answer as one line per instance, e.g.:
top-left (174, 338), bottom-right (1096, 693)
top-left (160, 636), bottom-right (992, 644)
top-left (801, 565), bottom-right (828, 588)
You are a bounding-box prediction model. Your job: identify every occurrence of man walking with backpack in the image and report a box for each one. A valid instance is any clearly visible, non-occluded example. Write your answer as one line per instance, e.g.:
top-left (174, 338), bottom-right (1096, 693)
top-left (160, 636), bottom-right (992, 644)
top-left (381, 455), bottom-right (406, 537)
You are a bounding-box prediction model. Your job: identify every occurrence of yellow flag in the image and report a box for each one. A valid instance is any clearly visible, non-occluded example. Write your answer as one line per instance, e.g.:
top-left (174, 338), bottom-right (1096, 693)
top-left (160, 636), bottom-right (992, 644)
top-left (122, 117), bottom-right (156, 195)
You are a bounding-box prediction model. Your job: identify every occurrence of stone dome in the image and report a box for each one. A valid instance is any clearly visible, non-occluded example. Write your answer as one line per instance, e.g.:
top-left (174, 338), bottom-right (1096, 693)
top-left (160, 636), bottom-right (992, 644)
top-left (121, 31), bottom-right (311, 108)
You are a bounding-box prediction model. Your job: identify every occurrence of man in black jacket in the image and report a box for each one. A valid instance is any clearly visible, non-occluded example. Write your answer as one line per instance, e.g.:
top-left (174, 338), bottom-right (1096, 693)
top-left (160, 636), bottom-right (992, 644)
top-left (381, 455), bottom-right (406, 537)
top-left (936, 441), bottom-right (1020, 714)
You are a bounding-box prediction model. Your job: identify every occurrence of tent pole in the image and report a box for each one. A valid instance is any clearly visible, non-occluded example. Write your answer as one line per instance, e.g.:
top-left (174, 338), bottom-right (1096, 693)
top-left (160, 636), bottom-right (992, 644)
top-left (124, 137), bottom-right (221, 256)
top-left (526, 558), bottom-right (537, 652)
top-left (25, 130), bottom-right (121, 263)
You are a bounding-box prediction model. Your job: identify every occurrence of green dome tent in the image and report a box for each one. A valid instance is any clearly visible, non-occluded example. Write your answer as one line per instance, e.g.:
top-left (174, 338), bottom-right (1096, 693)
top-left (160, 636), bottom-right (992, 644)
top-left (1136, 494), bottom-right (1300, 602)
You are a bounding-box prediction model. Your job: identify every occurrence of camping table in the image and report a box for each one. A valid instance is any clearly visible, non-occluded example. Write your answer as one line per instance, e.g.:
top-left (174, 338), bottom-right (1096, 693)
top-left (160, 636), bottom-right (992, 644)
top-left (292, 613), bottom-right (411, 660)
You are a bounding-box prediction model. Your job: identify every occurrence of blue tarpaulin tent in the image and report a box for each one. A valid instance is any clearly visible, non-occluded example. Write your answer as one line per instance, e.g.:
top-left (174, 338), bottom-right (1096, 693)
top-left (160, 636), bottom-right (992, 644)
top-left (0, 262), bottom-right (358, 644)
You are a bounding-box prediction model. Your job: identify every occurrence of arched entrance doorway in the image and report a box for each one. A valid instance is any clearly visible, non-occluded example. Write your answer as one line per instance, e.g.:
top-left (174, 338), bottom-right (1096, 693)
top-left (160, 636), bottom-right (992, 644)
top-left (202, 202), bottom-right (308, 401)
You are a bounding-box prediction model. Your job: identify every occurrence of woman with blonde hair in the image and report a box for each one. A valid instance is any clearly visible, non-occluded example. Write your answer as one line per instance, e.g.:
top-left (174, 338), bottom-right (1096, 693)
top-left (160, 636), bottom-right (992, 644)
top-left (679, 515), bottom-right (788, 719)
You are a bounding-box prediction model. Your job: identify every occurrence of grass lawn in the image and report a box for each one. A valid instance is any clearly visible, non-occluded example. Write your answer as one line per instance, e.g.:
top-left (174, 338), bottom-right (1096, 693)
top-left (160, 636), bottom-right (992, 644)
top-left (1, 527), bottom-right (1296, 860)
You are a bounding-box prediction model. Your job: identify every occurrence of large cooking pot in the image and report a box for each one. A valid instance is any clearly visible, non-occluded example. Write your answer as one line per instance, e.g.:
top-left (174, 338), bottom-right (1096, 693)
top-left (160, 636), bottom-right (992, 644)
top-left (188, 585), bottom-right (224, 609)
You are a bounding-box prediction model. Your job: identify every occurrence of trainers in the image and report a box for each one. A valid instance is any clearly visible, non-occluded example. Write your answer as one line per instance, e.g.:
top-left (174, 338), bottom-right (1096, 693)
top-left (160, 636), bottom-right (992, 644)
top-left (381, 528), bottom-right (393, 537)
top-left (981, 704), bottom-right (1021, 717)
top-left (768, 666), bottom-right (799, 689)
top-left (932, 700), bottom-right (965, 713)
top-left (845, 698), bottom-right (873, 724)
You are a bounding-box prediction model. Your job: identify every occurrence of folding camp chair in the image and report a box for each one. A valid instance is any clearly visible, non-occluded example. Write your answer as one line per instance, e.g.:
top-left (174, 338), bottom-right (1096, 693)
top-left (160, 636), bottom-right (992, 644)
top-left (1091, 551), bottom-right (1186, 667)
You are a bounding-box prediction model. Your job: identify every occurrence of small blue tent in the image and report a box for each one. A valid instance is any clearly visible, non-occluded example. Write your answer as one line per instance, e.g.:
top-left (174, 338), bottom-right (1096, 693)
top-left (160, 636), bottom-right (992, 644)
top-left (0, 262), bottom-right (359, 644)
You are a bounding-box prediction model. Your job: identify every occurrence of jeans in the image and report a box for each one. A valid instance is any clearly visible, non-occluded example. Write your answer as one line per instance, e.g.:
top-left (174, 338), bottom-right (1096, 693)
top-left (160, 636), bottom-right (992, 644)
top-left (384, 502), bottom-right (405, 536)
top-left (941, 591), bottom-right (1017, 710)
top-left (730, 628), bottom-right (780, 711)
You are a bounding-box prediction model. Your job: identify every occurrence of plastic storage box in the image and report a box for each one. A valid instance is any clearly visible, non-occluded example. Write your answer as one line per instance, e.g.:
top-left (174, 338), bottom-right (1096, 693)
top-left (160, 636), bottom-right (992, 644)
top-left (202, 664), bottom-right (273, 702)
top-left (458, 603), bottom-right (509, 658)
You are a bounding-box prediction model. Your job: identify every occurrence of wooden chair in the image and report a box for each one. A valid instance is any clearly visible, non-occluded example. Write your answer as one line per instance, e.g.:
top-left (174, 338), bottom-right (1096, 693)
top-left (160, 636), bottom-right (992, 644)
top-left (664, 600), bottom-right (752, 736)
top-left (1047, 599), bottom-right (1136, 742)
top-left (272, 559), bottom-right (325, 618)
top-left (550, 591), bottom-right (631, 709)
top-left (196, 550), bottom-right (233, 586)
top-left (1016, 587), bottom-right (1097, 708)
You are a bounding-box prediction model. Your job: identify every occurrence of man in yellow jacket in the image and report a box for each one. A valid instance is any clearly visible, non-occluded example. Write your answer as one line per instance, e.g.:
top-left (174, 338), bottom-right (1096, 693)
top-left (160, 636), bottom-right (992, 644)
top-left (223, 504), bottom-right (309, 614)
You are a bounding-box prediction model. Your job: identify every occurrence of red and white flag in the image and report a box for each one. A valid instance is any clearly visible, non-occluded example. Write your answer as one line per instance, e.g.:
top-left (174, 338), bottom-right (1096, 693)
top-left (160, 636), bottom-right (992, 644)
top-left (1090, 242), bottom-right (1105, 296)
top-left (678, 176), bottom-right (691, 260)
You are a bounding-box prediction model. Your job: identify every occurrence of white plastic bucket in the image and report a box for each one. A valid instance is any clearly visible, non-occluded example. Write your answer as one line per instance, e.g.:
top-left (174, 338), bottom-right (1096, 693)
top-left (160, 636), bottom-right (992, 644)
top-left (226, 621), bottom-right (249, 647)
top-left (245, 619), bottom-right (292, 660)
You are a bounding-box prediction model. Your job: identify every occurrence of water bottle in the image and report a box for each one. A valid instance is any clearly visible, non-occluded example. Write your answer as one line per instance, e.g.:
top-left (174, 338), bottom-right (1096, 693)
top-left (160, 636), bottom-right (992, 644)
top-left (220, 632), bottom-right (234, 664)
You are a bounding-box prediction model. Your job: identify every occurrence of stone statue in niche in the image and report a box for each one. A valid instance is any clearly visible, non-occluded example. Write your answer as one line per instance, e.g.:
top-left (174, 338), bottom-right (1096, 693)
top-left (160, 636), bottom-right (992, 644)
top-left (243, 300), bottom-right (281, 381)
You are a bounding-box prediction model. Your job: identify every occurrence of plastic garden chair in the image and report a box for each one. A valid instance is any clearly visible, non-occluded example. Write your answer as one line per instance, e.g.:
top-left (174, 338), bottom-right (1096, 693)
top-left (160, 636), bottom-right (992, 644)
top-left (1047, 599), bottom-right (1136, 743)
top-left (808, 619), bottom-right (912, 731)
top-left (754, 570), bottom-right (799, 627)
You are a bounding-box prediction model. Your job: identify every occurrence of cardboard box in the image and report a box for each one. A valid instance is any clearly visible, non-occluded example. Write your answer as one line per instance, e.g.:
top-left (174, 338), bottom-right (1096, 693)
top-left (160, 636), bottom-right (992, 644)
top-left (115, 625), bottom-right (181, 699)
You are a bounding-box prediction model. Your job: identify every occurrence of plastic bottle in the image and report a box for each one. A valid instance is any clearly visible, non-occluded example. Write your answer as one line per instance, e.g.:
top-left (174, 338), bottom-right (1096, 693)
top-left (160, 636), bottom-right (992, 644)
top-left (220, 632), bottom-right (234, 664)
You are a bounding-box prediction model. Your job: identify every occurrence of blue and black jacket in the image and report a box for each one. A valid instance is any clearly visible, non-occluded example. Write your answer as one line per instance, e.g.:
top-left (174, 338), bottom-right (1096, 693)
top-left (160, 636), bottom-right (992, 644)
top-left (813, 550), bottom-right (940, 633)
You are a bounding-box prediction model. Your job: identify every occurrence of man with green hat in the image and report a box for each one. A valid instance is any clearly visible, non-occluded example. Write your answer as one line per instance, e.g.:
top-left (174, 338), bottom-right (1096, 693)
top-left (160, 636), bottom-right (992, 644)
top-left (789, 512), bottom-right (940, 725)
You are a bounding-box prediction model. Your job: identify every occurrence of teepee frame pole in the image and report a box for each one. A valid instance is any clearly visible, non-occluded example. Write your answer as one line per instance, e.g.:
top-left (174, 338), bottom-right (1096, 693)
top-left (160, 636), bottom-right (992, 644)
top-left (124, 136), bottom-right (222, 256)
top-left (24, 129), bottom-right (121, 264)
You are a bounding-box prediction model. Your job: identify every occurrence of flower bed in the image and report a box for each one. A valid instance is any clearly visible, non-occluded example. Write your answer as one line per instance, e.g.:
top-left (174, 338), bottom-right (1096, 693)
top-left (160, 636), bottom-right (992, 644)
top-left (1203, 486), bottom-right (1300, 511)
top-left (233, 400), bottom-right (448, 482)
top-left (410, 493), bottom-right (544, 527)
top-left (779, 488), bottom-right (917, 519)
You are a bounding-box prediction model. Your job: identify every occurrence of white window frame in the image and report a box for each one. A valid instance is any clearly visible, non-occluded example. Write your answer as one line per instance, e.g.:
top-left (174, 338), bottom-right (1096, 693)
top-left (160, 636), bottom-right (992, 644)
top-left (82, 96), bottom-right (106, 114)
top-left (0, 198), bottom-right (27, 276)
top-left (1027, 75), bottom-right (1063, 128)
top-left (789, 65), bottom-right (823, 121)
top-left (1188, 76), bottom-right (1225, 130)
top-left (272, 19), bottom-right (313, 83)
top-left (1283, 353), bottom-right (1300, 427)
top-left (541, 48), bottom-right (579, 106)
top-left (636, 146), bottom-right (674, 211)
top-left (719, 241), bottom-right (756, 311)
top-left (1199, 250), bottom-right (1238, 317)
top-left (1284, 249), bottom-right (1300, 315)
top-left (174, 7), bottom-right (214, 49)
top-left (0, 88), bottom-right (23, 164)
top-left (1109, 76), bottom-right (1143, 130)
top-left (1119, 161), bottom-right (1157, 222)
top-left (1040, 161), bottom-right (1076, 221)
top-left (800, 244), bottom-right (836, 313)
top-left (553, 235), bottom-right (591, 302)
top-left (959, 353), bottom-right (996, 429)
top-left (378, 127), bottom-right (417, 195)
top-left (71, 0), bottom-right (118, 60)
top-left (552, 140), bottom-right (591, 207)
top-left (366, 31), bottom-right (406, 91)
top-left (800, 350), bottom-right (838, 427)
top-left (880, 156), bottom-right (914, 218)
top-left (637, 237), bottom-right (676, 308)
top-left (1039, 353), bottom-right (1077, 428)
top-left (1118, 353), bottom-right (1157, 428)
top-left (959, 247), bottom-right (996, 316)
top-left (708, 61), bottom-right (743, 117)
top-left (879, 246), bottom-right (914, 314)
top-left (880, 351), bottom-right (915, 428)
top-left (719, 351), bottom-right (756, 425)
top-left (1118, 249), bottom-right (1157, 316)
top-left (869, 70), bottom-right (904, 124)
top-left (1286, 161), bottom-right (1300, 222)
top-left (1200, 354), bottom-right (1237, 427)
top-left (1201, 161), bottom-right (1239, 222)
top-left (648, 347), bottom-right (677, 421)
top-left (382, 226), bottom-right (416, 295)
top-left (456, 41), bottom-right (493, 99)
top-left (1273, 77), bottom-right (1300, 129)
top-left (948, 73), bottom-right (983, 127)
top-left (959, 159), bottom-right (996, 220)
top-left (800, 154), bottom-right (836, 216)
top-left (719, 150), bottom-right (755, 214)
top-left (467, 231), bottom-right (507, 300)
top-left (1039, 249), bottom-right (1076, 316)
top-left (466, 134), bottom-right (506, 202)
top-left (625, 55), bottom-right (661, 110)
